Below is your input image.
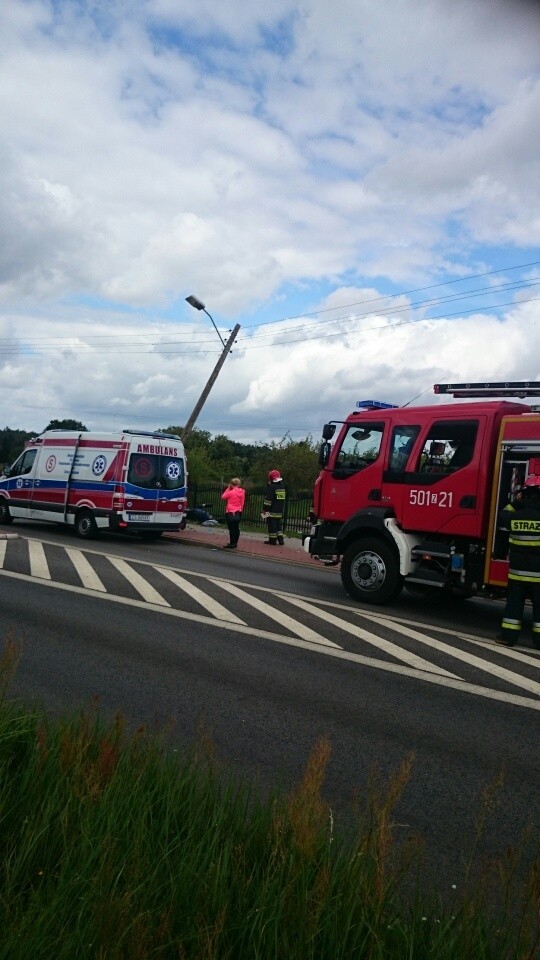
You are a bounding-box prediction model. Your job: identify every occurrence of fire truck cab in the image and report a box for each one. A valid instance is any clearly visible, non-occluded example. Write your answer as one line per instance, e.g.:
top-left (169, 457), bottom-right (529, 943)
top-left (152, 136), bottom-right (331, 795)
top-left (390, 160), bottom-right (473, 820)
top-left (304, 382), bottom-right (540, 604)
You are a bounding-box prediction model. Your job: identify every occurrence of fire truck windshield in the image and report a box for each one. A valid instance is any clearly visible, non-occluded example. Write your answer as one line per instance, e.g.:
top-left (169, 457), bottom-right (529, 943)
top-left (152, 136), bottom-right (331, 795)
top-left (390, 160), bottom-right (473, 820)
top-left (336, 423), bottom-right (384, 471)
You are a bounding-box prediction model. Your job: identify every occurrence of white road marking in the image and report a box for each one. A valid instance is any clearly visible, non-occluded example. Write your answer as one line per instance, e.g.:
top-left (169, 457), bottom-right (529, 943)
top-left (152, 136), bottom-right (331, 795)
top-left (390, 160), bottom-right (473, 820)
top-left (358, 611), bottom-right (540, 698)
top-left (209, 578), bottom-right (340, 647)
top-left (28, 539), bottom-right (51, 580)
top-left (66, 548), bottom-right (106, 592)
top-left (1, 567), bottom-right (539, 712)
top-left (365, 610), bottom-right (540, 665)
top-left (156, 567), bottom-right (245, 624)
top-left (108, 557), bottom-right (170, 606)
top-left (460, 636), bottom-right (540, 664)
top-left (12, 537), bottom-right (538, 657)
top-left (9, 535), bottom-right (540, 704)
top-left (0, 540), bottom-right (6, 567)
top-left (283, 595), bottom-right (460, 678)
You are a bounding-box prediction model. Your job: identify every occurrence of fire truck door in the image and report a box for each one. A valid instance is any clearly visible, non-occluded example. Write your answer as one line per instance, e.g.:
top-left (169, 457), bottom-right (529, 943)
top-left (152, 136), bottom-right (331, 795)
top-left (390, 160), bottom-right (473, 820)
top-left (396, 417), bottom-right (484, 536)
top-left (323, 421), bottom-right (388, 520)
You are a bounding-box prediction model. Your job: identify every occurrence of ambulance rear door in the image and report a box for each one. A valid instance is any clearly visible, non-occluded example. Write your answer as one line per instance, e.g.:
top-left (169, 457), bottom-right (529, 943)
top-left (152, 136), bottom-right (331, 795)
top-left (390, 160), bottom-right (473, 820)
top-left (124, 442), bottom-right (185, 528)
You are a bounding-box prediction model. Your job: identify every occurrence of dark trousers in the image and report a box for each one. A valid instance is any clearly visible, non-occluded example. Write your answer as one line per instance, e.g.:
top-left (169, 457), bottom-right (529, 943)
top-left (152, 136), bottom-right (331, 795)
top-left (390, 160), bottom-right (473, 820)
top-left (266, 515), bottom-right (284, 543)
top-left (226, 514), bottom-right (241, 546)
top-left (501, 577), bottom-right (540, 648)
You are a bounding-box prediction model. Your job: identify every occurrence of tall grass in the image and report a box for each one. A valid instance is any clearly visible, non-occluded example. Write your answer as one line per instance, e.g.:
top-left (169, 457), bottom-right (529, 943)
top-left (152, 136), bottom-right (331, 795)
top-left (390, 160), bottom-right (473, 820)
top-left (0, 638), bottom-right (538, 959)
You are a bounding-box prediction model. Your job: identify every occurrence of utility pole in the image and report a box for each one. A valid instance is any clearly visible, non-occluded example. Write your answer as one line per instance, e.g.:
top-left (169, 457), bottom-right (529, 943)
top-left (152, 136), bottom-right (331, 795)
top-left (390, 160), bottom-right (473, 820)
top-left (182, 323), bottom-right (241, 440)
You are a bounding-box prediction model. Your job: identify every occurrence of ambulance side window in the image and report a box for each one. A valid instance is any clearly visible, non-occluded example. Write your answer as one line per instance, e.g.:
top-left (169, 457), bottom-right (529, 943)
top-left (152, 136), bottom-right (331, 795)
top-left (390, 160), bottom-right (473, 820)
top-left (9, 449), bottom-right (37, 477)
top-left (335, 423), bottom-right (384, 472)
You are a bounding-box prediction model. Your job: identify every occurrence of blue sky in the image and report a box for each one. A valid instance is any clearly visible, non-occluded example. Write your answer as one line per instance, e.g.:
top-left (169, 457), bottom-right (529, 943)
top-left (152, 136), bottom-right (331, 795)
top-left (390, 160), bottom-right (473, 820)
top-left (1, 0), bottom-right (539, 441)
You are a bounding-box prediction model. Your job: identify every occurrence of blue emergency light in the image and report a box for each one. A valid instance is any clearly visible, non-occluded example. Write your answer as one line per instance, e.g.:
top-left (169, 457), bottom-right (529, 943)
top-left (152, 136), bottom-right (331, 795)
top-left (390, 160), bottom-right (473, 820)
top-left (355, 400), bottom-right (397, 409)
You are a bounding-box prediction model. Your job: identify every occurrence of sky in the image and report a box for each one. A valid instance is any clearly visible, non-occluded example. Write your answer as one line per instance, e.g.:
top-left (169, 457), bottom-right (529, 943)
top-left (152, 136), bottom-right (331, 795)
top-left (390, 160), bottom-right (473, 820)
top-left (1, 0), bottom-right (540, 444)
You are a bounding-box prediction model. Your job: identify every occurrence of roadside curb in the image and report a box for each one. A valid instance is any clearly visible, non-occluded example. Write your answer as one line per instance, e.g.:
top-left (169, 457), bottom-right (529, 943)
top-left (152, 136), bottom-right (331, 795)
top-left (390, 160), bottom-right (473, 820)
top-left (0, 533), bottom-right (19, 540)
top-left (163, 532), bottom-right (321, 567)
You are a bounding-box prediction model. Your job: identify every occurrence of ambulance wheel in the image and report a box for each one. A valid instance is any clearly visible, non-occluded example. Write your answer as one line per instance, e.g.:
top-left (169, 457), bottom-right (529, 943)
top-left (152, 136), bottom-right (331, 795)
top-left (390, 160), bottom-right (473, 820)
top-left (75, 509), bottom-right (97, 539)
top-left (341, 537), bottom-right (403, 605)
top-left (0, 500), bottom-right (13, 525)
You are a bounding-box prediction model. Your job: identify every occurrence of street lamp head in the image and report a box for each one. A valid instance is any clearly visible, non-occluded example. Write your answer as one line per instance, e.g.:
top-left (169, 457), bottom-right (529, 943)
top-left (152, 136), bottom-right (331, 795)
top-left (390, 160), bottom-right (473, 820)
top-left (186, 295), bottom-right (205, 311)
top-left (185, 294), bottom-right (226, 348)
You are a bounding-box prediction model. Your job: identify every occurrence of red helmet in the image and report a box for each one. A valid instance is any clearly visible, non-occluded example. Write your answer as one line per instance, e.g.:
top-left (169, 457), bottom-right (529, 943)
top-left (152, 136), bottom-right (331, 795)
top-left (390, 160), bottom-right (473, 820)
top-left (268, 469), bottom-right (281, 481)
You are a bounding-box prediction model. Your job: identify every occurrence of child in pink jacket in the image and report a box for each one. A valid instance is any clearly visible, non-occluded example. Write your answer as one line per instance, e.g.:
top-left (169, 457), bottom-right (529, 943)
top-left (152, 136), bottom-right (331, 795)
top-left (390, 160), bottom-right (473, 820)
top-left (221, 478), bottom-right (246, 549)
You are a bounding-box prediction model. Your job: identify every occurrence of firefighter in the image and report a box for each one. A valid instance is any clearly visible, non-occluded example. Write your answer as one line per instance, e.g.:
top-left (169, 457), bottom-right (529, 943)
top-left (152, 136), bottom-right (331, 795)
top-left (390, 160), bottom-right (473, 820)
top-left (497, 475), bottom-right (540, 648)
top-left (261, 469), bottom-right (286, 545)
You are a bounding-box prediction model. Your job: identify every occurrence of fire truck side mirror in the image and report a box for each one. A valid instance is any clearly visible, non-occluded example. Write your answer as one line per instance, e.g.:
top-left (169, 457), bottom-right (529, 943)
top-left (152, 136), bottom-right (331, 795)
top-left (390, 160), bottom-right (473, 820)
top-left (318, 441), bottom-right (331, 467)
top-left (322, 423), bottom-right (336, 441)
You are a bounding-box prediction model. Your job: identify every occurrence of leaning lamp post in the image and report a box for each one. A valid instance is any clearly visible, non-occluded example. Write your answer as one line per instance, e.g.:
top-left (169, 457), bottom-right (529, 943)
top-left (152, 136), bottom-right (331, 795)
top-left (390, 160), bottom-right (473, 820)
top-left (182, 295), bottom-right (240, 440)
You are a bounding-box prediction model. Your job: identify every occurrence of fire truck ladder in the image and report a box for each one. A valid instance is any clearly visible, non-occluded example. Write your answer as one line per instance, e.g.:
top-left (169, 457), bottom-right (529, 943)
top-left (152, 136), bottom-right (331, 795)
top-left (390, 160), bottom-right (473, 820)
top-left (434, 381), bottom-right (540, 399)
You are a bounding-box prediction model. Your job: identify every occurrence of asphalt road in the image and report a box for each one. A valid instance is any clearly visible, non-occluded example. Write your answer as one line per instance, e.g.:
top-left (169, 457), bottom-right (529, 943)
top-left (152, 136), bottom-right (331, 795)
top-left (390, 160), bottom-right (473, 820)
top-left (1, 521), bottom-right (539, 895)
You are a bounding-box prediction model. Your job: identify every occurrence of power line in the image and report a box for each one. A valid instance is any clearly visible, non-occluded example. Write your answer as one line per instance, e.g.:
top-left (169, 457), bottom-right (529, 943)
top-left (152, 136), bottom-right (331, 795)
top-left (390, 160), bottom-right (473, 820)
top-left (234, 293), bottom-right (540, 350)
top-left (2, 289), bottom-right (537, 359)
top-left (240, 258), bottom-right (540, 327)
top-left (0, 260), bottom-right (538, 357)
top-left (3, 271), bottom-right (536, 352)
top-left (235, 278), bottom-right (540, 345)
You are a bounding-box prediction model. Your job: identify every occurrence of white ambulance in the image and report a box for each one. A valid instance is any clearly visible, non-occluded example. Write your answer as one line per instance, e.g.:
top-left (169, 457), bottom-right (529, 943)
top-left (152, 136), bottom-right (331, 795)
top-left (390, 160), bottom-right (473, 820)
top-left (0, 429), bottom-right (187, 539)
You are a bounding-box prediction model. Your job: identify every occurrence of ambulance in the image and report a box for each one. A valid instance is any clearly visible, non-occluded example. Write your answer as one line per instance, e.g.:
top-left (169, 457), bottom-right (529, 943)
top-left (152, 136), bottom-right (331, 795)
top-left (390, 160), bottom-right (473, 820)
top-left (0, 429), bottom-right (187, 539)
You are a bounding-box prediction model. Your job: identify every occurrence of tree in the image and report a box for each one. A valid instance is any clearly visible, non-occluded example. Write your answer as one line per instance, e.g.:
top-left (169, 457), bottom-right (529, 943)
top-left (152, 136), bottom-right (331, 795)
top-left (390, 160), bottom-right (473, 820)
top-left (44, 419), bottom-right (87, 432)
top-left (251, 436), bottom-right (320, 493)
top-left (0, 427), bottom-right (37, 467)
top-left (157, 425), bottom-right (321, 491)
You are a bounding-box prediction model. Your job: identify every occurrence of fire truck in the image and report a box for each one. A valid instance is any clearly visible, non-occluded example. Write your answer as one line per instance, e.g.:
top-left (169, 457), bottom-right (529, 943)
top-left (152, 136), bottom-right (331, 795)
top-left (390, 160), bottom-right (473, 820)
top-left (304, 382), bottom-right (540, 604)
top-left (0, 429), bottom-right (187, 539)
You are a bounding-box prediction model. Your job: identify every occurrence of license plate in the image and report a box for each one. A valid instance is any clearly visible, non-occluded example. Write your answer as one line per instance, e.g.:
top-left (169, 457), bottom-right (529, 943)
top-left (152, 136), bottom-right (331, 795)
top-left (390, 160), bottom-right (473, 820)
top-left (128, 513), bottom-right (152, 521)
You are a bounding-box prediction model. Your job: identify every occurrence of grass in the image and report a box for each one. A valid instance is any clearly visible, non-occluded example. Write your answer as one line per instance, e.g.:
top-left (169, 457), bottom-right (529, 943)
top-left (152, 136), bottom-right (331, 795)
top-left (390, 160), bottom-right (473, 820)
top-left (0, 638), bottom-right (539, 959)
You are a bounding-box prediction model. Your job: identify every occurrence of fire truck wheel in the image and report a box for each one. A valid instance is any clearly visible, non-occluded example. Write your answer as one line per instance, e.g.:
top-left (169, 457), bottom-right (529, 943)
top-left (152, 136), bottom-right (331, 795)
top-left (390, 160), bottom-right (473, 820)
top-left (75, 509), bottom-right (98, 539)
top-left (341, 538), bottom-right (403, 604)
top-left (0, 500), bottom-right (13, 525)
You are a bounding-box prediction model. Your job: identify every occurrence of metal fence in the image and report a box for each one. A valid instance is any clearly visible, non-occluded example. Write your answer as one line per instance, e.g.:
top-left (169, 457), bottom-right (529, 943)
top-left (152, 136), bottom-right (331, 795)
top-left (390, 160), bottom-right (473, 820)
top-left (188, 483), bottom-right (312, 534)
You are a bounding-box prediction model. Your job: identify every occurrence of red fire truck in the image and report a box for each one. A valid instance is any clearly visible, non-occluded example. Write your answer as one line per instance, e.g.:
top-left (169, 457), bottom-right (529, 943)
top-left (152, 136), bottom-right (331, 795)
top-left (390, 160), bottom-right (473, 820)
top-left (304, 381), bottom-right (540, 604)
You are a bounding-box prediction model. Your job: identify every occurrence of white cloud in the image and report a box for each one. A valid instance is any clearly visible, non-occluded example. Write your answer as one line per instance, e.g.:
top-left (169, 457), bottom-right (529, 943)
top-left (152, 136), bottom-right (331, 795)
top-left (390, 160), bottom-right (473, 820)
top-left (0, 0), bottom-right (539, 440)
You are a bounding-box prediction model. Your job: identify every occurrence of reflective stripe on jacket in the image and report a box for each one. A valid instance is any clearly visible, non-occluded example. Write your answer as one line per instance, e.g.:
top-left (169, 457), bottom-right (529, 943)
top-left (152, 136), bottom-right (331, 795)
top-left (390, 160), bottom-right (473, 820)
top-left (499, 501), bottom-right (540, 579)
top-left (263, 480), bottom-right (286, 516)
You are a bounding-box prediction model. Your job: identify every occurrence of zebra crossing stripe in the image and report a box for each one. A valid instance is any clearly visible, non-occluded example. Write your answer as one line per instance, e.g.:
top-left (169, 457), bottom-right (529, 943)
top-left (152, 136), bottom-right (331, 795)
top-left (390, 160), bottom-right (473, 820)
top-left (156, 567), bottom-right (246, 624)
top-left (210, 579), bottom-right (340, 647)
top-left (360, 610), bottom-right (540, 666)
top-left (66, 548), bottom-right (106, 592)
top-left (358, 611), bottom-right (540, 698)
top-left (282, 595), bottom-right (460, 678)
top-left (28, 540), bottom-right (51, 580)
top-left (0, 541), bottom-right (6, 568)
top-left (108, 557), bottom-right (170, 606)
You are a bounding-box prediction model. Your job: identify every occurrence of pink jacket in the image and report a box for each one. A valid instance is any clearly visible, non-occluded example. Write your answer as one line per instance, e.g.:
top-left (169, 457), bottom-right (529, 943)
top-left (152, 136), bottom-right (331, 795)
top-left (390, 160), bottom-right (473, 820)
top-left (221, 486), bottom-right (246, 513)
